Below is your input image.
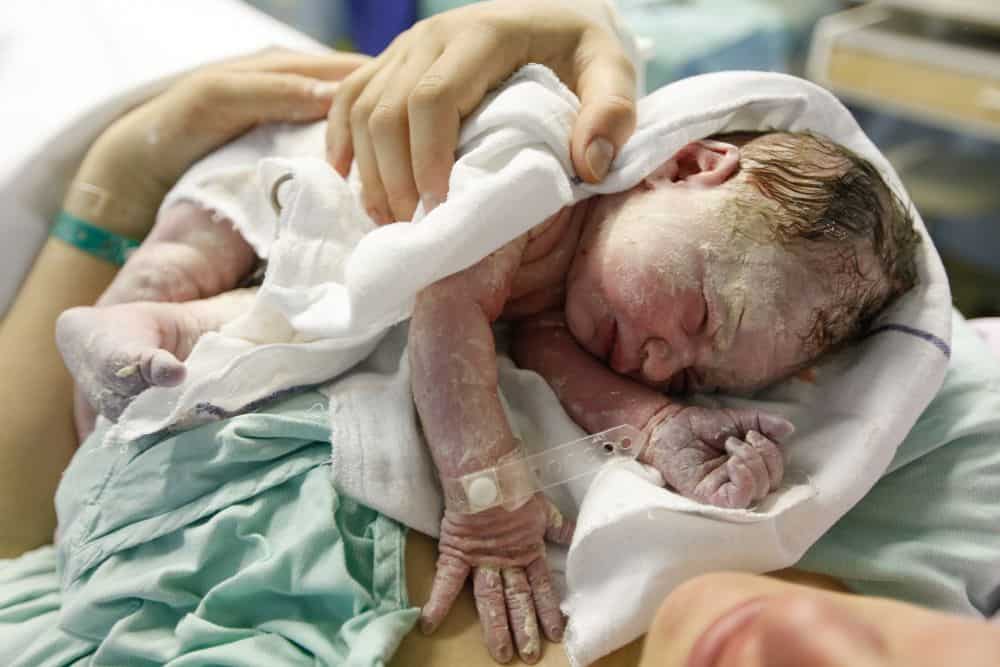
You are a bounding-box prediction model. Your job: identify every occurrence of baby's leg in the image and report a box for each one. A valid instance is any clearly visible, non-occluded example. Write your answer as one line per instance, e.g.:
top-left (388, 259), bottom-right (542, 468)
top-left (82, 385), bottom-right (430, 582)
top-left (98, 201), bottom-right (257, 306)
top-left (640, 406), bottom-right (792, 509)
top-left (57, 289), bottom-right (255, 423)
top-left (75, 202), bottom-right (256, 437)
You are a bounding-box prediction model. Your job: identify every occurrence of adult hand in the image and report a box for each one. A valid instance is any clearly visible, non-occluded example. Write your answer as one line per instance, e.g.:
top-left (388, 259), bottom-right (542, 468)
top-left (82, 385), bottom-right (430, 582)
top-left (422, 495), bottom-right (574, 664)
top-left (326, 0), bottom-right (637, 223)
top-left (72, 48), bottom-right (370, 240)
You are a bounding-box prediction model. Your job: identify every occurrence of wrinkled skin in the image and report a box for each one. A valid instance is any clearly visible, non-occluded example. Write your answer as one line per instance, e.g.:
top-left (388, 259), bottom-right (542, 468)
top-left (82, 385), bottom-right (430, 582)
top-left (64, 138), bottom-right (819, 663)
top-left (424, 496), bottom-right (575, 663)
top-left (69, 202), bottom-right (256, 438)
top-left (643, 406), bottom-right (791, 509)
top-left (408, 138), bottom-right (822, 662)
top-left (58, 289), bottom-right (256, 423)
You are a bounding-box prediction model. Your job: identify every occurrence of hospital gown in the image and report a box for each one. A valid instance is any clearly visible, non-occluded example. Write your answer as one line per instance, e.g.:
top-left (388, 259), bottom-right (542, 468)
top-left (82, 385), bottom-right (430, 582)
top-left (0, 390), bottom-right (417, 666)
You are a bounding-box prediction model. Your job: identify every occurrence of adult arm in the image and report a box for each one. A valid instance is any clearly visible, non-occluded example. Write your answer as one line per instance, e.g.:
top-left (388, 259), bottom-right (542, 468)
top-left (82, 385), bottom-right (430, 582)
top-left (327, 0), bottom-right (639, 222)
top-left (0, 50), bottom-right (365, 557)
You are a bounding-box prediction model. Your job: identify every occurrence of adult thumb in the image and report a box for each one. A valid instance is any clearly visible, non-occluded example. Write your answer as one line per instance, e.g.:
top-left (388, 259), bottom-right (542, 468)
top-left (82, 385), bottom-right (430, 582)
top-left (570, 43), bottom-right (638, 183)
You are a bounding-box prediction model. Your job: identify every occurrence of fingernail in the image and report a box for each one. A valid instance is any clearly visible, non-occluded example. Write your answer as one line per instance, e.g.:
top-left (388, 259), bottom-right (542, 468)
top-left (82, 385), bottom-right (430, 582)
top-left (585, 137), bottom-right (615, 181)
top-left (494, 644), bottom-right (513, 663)
top-left (421, 192), bottom-right (441, 213)
top-left (312, 81), bottom-right (339, 98)
top-left (366, 206), bottom-right (390, 226)
top-left (420, 617), bottom-right (436, 635)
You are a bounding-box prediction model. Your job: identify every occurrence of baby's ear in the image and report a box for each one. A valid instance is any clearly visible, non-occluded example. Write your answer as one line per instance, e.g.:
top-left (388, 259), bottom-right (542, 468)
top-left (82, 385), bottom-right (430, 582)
top-left (645, 140), bottom-right (740, 188)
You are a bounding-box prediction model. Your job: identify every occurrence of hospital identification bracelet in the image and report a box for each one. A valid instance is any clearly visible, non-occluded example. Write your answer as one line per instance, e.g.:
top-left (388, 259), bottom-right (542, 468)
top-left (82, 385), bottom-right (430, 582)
top-left (51, 211), bottom-right (141, 267)
top-left (441, 424), bottom-right (643, 514)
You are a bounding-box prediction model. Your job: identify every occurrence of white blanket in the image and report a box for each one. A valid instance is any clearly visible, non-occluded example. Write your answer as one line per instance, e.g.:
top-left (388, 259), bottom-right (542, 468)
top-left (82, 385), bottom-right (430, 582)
top-left (109, 66), bottom-right (952, 665)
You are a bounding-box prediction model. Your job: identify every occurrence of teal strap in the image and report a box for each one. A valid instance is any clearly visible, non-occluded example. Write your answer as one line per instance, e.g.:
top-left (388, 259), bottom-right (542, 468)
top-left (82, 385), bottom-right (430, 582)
top-left (51, 211), bottom-right (141, 267)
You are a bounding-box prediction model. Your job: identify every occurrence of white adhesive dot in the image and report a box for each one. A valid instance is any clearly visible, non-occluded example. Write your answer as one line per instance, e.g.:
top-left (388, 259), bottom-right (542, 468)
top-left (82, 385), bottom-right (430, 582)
top-left (468, 476), bottom-right (498, 509)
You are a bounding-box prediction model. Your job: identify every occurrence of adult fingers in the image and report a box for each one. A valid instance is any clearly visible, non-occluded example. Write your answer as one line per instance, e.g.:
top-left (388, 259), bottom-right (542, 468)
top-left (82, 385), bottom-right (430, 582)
top-left (420, 552), bottom-right (470, 635)
top-left (474, 566), bottom-right (514, 664)
top-left (350, 58), bottom-right (407, 224)
top-left (156, 71), bottom-right (337, 182)
top-left (370, 44), bottom-right (443, 220)
top-left (503, 567), bottom-right (542, 664)
top-left (568, 31), bottom-right (637, 183)
top-left (327, 56), bottom-right (386, 175)
top-left (407, 29), bottom-right (528, 211)
top-left (526, 558), bottom-right (565, 643)
top-left (221, 48), bottom-right (371, 80)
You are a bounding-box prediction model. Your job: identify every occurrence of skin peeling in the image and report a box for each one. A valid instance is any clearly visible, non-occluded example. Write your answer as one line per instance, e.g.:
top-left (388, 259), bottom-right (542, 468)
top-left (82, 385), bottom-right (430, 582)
top-left (61, 132), bottom-right (912, 663)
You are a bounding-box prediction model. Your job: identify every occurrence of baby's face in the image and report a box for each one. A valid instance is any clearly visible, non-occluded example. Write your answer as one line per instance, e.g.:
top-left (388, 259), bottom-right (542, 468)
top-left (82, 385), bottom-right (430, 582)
top-left (565, 180), bottom-right (827, 394)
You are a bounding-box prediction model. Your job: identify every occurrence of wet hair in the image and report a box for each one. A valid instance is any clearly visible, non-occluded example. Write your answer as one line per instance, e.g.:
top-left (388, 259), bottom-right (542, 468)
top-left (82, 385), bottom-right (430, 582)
top-left (715, 130), bottom-right (921, 357)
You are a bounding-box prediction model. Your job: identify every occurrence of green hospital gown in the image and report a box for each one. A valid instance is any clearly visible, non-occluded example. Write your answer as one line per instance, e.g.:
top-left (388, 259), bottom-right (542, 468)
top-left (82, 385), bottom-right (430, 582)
top-left (0, 390), bottom-right (417, 666)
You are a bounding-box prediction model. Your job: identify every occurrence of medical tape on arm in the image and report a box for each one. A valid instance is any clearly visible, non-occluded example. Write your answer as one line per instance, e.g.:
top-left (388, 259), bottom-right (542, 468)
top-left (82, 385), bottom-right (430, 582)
top-left (441, 424), bottom-right (643, 514)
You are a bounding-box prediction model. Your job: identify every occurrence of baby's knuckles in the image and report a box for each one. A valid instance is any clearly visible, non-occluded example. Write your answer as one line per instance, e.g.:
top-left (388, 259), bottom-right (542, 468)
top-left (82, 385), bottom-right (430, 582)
top-left (438, 498), bottom-right (549, 567)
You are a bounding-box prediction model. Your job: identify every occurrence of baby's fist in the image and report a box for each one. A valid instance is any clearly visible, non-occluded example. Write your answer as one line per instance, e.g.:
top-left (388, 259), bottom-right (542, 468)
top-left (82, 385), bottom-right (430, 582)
top-left (641, 406), bottom-right (793, 509)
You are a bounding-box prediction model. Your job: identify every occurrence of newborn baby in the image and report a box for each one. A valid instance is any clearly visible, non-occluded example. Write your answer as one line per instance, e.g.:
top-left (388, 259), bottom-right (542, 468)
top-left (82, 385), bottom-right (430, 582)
top-left (57, 128), bottom-right (919, 658)
top-left (59, 130), bottom-right (918, 510)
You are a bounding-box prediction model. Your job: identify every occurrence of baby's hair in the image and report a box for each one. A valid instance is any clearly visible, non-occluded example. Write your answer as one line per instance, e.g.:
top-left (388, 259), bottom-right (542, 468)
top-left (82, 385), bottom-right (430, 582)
top-left (715, 130), bottom-right (921, 357)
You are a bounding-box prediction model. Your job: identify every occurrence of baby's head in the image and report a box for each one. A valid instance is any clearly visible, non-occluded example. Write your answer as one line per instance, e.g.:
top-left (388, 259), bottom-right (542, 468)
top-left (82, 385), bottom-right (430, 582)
top-left (565, 130), bottom-right (920, 393)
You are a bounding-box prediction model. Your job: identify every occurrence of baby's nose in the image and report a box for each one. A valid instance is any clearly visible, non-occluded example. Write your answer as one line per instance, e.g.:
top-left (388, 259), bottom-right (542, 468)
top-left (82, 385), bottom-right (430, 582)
top-left (640, 338), bottom-right (677, 383)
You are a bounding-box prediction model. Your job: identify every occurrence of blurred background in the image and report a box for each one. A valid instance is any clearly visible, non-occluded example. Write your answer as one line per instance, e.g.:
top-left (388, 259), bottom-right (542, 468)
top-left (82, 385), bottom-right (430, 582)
top-left (245, 0), bottom-right (1000, 317)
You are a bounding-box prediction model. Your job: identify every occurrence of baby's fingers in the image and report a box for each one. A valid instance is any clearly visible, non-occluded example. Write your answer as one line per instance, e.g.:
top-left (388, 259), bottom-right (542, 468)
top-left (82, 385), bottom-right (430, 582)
top-left (746, 429), bottom-right (784, 491)
top-left (757, 412), bottom-right (795, 440)
top-left (543, 499), bottom-right (575, 546)
top-left (527, 558), bottom-right (565, 643)
top-left (725, 437), bottom-right (769, 502)
top-left (475, 566), bottom-right (514, 664)
top-left (503, 568), bottom-right (542, 664)
top-left (420, 552), bottom-right (470, 635)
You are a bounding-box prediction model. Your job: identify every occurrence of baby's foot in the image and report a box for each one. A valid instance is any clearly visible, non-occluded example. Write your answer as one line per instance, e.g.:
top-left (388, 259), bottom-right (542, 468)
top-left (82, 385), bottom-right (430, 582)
top-left (73, 202), bottom-right (256, 440)
top-left (58, 289), bottom-right (256, 422)
top-left (640, 406), bottom-right (793, 509)
top-left (98, 201), bottom-right (257, 306)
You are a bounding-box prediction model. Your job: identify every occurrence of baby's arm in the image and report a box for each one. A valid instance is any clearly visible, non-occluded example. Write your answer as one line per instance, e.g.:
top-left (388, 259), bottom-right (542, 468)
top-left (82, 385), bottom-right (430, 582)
top-left (513, 312), bottom-right (792, 509)
top-left (408, 238), bottom-right (570, 664)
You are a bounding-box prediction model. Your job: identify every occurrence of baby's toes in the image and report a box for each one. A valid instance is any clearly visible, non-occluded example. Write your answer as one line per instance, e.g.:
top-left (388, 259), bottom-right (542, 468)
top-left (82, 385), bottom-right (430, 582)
top-left (141, 349), bottom-right (187, 387)
top-left (98, 347), bottom-right (184, 420)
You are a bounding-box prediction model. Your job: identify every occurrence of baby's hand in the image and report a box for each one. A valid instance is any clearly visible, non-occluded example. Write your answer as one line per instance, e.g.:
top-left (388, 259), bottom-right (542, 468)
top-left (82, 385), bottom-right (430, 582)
top-left (641, 406), bottom-right (793, 509)
top-left (422, 495), bottom-right (573, 664)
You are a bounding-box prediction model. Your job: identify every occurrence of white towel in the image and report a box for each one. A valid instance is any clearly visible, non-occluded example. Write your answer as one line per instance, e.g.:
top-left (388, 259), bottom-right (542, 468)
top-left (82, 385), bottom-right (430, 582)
top-left (112, 67), bottom-right (952, 666)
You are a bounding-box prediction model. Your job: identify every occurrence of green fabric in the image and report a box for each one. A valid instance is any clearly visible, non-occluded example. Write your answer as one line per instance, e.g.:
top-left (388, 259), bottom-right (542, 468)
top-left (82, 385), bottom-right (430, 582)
top-left (50, 211), bottom-right (142, 267)
top-left (0, 390), bottom-right (417, 666)
top-left (801, 310), bottom-right (1000, 616)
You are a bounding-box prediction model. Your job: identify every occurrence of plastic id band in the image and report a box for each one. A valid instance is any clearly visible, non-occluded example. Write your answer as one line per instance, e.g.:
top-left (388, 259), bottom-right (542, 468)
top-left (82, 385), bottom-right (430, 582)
top-left (51, 211), bottom-right (141, 267)
top-left (442, 424), bottom-right (643, 514)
